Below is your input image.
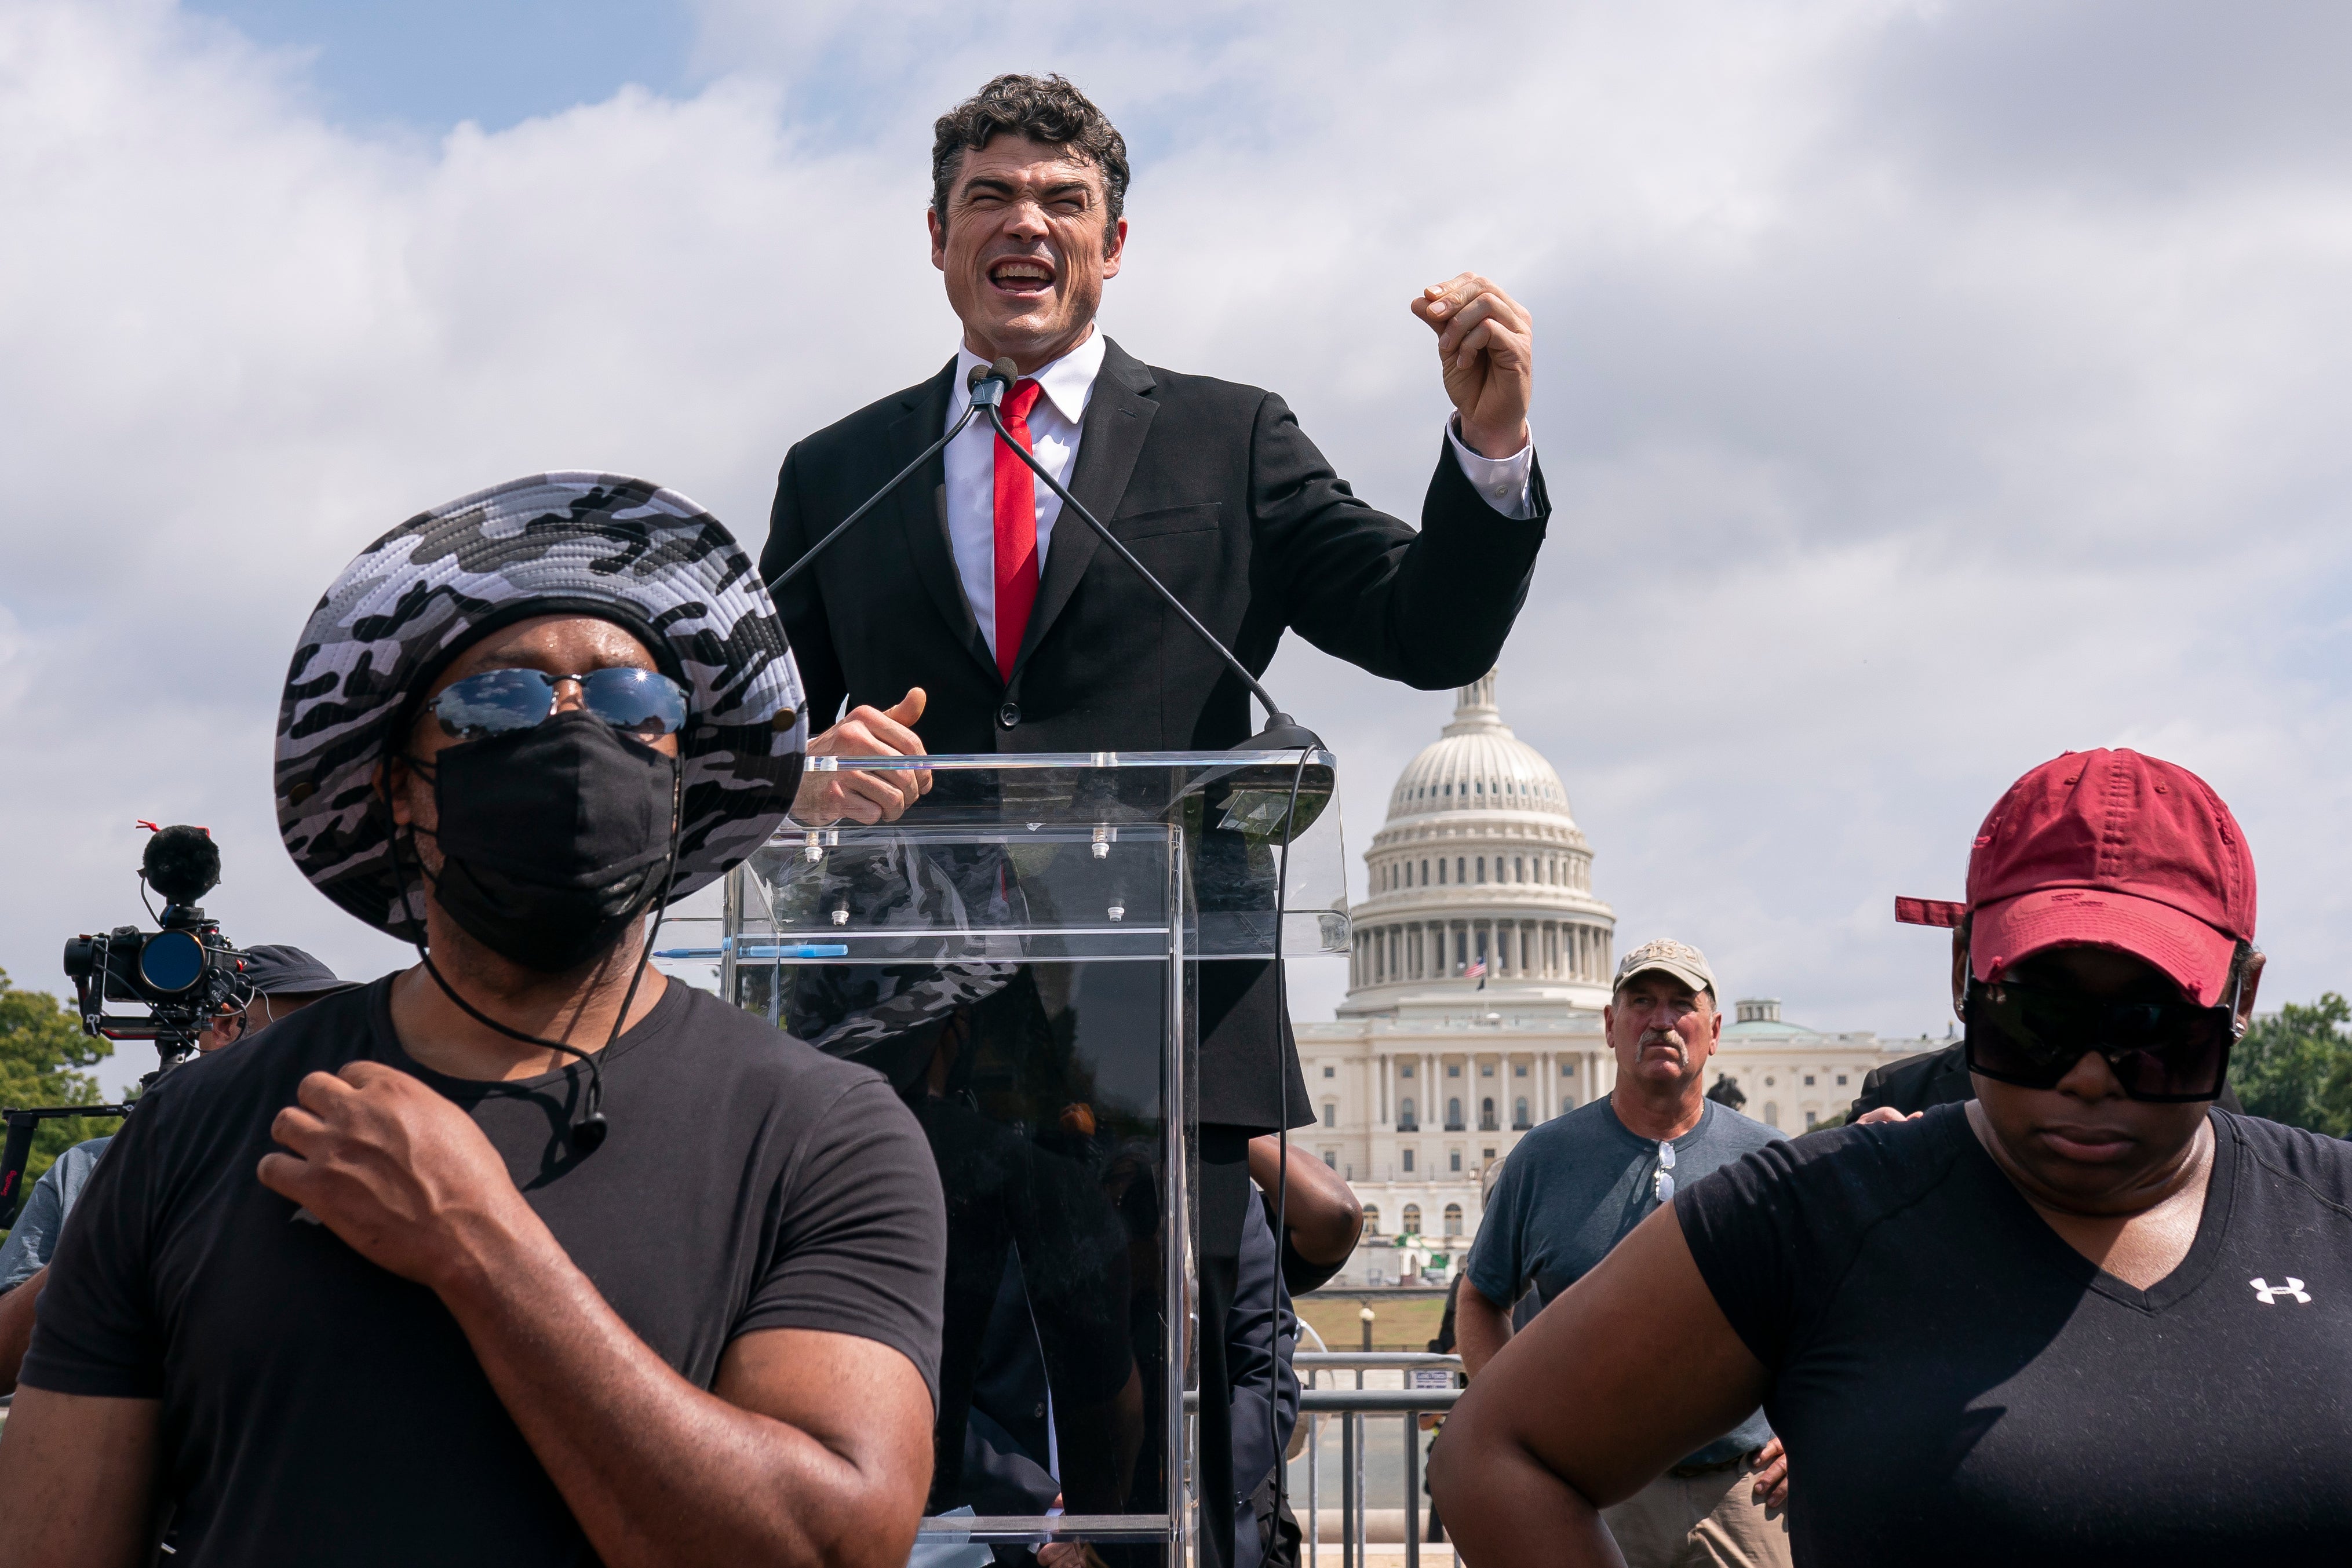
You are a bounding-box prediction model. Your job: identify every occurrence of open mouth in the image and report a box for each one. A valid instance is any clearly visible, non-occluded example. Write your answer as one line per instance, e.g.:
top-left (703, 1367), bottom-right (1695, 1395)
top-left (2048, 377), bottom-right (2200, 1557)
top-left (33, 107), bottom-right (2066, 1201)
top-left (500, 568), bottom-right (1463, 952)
top-left (987, 256), bottom-right (1057, 297)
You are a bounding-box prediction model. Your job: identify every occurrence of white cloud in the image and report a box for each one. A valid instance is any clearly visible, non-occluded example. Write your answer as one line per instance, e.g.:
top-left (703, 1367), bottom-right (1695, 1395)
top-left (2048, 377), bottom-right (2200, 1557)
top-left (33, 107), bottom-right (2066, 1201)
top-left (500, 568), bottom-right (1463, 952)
top-left (4, 0), bottom-right (2350, 1094)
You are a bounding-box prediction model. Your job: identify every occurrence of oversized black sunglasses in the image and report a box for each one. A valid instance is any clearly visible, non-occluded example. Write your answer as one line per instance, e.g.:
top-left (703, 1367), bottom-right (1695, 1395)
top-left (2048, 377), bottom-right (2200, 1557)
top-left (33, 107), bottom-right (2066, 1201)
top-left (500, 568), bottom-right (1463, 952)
top-left (1963, 968), bottom-right (2242, 1102)
top-left (429, 668), bottom-right (689, 743)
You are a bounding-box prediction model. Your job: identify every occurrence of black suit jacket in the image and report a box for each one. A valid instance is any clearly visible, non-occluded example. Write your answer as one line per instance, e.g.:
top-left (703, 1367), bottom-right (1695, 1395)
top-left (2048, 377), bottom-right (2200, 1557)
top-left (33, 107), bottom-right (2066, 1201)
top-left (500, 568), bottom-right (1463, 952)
top-left (761, 338), bottom-right (1549, 1126)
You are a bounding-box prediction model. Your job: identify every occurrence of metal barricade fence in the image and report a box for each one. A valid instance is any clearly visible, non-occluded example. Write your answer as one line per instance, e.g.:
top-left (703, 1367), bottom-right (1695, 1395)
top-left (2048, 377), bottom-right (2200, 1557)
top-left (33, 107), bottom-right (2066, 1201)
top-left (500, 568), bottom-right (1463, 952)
top-left (1292, 1352), bottom-right (1461, 1568)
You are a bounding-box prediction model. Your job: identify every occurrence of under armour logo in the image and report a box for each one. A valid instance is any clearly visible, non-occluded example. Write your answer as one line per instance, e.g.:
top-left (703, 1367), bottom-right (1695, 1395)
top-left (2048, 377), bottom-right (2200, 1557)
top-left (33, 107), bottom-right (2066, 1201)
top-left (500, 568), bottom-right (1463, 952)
top-left (2250, 1277), bottom-right (2311, 1306)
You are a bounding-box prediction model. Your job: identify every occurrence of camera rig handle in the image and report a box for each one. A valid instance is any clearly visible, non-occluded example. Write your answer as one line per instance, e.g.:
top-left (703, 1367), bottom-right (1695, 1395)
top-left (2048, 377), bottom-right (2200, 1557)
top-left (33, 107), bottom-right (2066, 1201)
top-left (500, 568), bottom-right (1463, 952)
top-left (1, 1104), bottom-right (133, 1231)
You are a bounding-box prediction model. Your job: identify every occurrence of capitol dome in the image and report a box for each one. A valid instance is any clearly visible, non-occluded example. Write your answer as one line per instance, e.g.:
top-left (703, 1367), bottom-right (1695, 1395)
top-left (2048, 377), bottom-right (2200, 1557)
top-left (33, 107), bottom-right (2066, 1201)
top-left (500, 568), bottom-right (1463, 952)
top-left (1387, 672), bottom-right (1577, 822)
top-left (1340, 670), bottom-right (1616, 1015)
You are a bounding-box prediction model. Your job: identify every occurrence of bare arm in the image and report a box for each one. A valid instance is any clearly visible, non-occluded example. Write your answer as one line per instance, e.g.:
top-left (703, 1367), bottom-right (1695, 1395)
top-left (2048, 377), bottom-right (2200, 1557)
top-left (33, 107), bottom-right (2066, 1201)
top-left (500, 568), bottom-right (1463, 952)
top-left (1453, 1274), bottom-right (1514, 1379)
top-left (1246, 1135), bottom-right (1363, 1264)
top-left (454, 1281), bottom-right (932, 1568)
top-left (1430, 1206), bottom-right (1769, 1568)
top-left (259, 1062), bottom-right (933, 1568)
top-left (0, 1389), bottom-right (161, 1568)
top-left (0, 1268), bottom-right (44, 1394)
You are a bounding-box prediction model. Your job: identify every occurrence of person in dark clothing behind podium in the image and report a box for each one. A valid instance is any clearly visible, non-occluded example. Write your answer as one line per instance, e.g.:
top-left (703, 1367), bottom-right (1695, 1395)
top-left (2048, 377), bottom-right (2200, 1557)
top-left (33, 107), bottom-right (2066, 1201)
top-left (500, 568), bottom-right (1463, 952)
top-left (759, 73), bottom-right (1547, 1567)
top-left (1249, 1133), bottom-right (1363, 1296)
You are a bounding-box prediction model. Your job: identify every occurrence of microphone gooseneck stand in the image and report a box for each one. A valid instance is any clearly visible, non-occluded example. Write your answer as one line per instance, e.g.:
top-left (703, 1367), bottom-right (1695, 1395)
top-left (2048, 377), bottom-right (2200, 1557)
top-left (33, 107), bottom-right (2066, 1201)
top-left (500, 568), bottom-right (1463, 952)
top-left (967, 358), bottom-right (1322, 754)
top-left (766, 358), bottom-right (1321, 753)
top-left (765, 400), bottom-right (984, 594)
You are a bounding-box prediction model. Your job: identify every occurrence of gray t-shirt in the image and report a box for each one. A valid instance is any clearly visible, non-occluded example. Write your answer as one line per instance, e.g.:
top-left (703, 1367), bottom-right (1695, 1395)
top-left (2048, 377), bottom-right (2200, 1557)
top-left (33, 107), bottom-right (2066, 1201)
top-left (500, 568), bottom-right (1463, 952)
top-left (1467, 1095), bottom-right (1782, 1465)
top-left (0, 1136), bottom-right (113, 1293)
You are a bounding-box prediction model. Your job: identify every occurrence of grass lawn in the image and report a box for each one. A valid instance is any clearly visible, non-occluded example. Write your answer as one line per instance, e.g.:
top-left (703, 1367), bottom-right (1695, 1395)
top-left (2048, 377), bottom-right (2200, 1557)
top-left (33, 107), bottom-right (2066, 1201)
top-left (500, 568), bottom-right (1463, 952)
top-left (1296, 1292), bottom-right (1451, 1352)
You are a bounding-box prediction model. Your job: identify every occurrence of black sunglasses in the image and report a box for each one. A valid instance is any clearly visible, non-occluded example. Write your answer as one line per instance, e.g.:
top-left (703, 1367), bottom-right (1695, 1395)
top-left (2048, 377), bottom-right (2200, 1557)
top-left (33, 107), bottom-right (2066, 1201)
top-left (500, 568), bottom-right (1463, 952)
top-left (1963, 969), bottom-right (2242, 1102)
top-left (429, 668), bottom-right (689, 743)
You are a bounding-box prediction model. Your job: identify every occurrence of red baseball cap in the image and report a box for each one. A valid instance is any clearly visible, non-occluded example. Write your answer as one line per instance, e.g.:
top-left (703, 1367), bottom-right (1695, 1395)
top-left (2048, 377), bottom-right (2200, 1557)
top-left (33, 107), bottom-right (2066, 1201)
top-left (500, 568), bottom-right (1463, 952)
top-left (1895, 749), bottom-right (2256, 1006)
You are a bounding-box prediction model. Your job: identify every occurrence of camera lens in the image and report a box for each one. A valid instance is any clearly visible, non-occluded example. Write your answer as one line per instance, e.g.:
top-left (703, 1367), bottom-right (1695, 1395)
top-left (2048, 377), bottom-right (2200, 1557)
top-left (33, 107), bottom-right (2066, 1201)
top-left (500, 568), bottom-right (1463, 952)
top-left (137, 929), bottom-right (207, 995)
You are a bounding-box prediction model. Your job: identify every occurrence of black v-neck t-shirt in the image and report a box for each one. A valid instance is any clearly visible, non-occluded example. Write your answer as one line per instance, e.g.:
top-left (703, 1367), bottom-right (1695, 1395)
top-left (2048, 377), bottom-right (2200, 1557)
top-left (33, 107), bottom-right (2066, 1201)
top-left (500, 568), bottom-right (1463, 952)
top-left (1677, 1104), bottom-right (2352, 1565)
top-left (22, 977), bottom-right (945, 1567)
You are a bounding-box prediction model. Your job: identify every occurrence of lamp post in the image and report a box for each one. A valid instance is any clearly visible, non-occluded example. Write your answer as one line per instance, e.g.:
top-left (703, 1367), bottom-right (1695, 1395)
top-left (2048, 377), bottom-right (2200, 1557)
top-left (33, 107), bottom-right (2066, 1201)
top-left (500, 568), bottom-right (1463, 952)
top-left (1359, 1305), bottom-right (1376, 1351)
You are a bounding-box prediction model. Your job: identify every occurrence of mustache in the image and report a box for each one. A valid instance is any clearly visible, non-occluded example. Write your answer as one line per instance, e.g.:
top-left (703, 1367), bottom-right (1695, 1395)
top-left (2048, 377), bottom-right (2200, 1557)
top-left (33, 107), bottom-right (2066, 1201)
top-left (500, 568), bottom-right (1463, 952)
top-left (1639, 1029), bottom-right (1684, 1050)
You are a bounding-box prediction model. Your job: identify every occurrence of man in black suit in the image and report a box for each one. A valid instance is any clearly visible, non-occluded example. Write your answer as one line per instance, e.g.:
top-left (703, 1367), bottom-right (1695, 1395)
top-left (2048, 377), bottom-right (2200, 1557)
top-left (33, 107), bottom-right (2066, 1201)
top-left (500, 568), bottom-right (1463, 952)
top-left (759, 74), bottom-right (1548, 1565)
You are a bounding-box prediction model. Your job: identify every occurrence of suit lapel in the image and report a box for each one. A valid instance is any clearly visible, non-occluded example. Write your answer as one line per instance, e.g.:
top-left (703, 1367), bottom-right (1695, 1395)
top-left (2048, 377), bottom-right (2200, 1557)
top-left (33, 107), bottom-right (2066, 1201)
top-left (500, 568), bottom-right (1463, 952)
top-left (888, 361), bottom-right (998, 683)
top-left (1014, 337), bottom-right (1157, 677)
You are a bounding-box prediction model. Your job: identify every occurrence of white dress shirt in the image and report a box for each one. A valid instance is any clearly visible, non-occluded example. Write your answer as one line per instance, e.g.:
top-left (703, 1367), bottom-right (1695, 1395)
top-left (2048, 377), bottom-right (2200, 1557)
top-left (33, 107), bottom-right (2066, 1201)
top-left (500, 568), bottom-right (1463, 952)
top-left (943, 331), bottom-right (1538, 662)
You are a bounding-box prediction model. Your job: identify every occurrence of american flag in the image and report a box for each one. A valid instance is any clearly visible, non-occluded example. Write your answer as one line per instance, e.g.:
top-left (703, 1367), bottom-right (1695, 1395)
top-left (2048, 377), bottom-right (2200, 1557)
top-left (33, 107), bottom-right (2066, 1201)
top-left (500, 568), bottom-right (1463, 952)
top-left (1465, 958), bottom-right (1487, 987)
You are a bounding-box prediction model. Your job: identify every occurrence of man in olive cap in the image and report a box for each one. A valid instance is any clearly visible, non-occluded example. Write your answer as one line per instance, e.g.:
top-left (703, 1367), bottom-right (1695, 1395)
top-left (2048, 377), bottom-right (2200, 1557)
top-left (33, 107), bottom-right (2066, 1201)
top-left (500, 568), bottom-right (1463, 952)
top-left (1456, 939), bottom-right (1792, 1568)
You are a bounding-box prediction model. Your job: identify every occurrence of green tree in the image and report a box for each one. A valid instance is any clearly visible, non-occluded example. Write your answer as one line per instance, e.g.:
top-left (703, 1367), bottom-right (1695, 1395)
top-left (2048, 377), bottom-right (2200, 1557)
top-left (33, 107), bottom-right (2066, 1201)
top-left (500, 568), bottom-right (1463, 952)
top-left (0, 969), bottom-right (116, 1243)
top-left (2231, 993), bottom-right (2352, 1137)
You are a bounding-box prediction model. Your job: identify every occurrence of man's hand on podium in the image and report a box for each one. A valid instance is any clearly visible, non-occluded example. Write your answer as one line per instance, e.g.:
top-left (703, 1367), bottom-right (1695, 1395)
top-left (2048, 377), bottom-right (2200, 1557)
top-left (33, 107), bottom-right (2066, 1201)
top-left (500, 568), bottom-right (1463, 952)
top-left (1412, 272), bottom-right (1534, 460)
top-left (794, 687), bottom-right (933, 826)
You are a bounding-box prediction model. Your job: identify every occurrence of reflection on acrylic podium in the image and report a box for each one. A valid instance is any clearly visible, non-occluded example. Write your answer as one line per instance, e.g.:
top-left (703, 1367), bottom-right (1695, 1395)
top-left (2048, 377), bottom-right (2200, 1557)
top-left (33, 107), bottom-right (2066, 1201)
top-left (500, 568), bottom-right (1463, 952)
top-left (661, 751), bottom-right (1344, 1567)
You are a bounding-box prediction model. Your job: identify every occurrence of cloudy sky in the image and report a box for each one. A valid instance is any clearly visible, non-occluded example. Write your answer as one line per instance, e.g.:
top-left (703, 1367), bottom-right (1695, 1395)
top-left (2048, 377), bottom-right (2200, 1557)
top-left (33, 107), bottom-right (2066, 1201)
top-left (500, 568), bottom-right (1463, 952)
top-left (5, 0), bottom-right (2348, 1097)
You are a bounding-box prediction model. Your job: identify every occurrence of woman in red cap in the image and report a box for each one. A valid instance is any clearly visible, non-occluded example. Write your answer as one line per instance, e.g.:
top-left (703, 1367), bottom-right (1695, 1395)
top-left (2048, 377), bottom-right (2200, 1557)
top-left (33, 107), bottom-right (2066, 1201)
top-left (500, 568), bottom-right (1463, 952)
top-left (1430, 749), bottom-right (2352, 1566)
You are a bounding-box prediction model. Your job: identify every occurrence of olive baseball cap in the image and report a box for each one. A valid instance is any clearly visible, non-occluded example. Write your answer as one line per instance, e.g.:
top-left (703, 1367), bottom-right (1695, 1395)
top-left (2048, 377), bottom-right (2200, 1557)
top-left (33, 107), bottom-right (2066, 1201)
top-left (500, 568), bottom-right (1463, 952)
top-left (1612, 938), bottom-right (1718, 1001)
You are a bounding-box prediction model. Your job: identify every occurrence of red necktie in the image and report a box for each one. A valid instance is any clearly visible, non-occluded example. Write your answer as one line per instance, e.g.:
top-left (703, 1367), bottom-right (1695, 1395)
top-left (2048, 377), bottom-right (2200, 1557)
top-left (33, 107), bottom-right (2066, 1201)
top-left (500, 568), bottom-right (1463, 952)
top-left (992, 378), bottom-right (1045, 681)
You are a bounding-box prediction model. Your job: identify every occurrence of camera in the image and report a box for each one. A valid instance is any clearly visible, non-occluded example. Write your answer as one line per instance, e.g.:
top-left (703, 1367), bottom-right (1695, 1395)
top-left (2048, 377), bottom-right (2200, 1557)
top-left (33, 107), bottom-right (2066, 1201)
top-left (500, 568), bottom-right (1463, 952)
top-left (4, 826), bottom-right (248, 1228)
top-left (61, 823), bottom-right (253, 1079)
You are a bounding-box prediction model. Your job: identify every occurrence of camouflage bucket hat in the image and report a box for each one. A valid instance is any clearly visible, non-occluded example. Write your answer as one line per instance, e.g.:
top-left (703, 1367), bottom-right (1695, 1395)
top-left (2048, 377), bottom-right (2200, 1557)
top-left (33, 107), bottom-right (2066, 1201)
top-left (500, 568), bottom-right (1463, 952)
top-left (275, 473), bottom-right (807, 941)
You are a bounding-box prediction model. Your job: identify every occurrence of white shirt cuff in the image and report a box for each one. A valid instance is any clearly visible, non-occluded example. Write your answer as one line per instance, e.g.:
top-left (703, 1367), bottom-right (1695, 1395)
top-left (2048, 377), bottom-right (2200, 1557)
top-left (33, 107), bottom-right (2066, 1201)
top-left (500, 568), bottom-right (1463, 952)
top-left (1446, 418), bottom-right (1537, 519)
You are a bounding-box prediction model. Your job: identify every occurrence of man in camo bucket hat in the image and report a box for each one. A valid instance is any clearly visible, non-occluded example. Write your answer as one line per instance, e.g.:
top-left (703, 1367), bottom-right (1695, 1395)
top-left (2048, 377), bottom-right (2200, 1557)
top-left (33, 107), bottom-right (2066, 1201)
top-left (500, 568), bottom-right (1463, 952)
top-left (1, 474), bottom-right (947, 1566)
top-left (276, 472), bottom-right (807, 939)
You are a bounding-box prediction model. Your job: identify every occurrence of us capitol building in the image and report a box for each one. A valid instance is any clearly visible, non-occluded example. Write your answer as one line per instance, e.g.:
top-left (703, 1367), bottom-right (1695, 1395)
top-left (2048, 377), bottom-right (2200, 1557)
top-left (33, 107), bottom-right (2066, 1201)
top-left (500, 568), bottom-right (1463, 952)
top-left (1294, 671), bottom-right (1942, 1289)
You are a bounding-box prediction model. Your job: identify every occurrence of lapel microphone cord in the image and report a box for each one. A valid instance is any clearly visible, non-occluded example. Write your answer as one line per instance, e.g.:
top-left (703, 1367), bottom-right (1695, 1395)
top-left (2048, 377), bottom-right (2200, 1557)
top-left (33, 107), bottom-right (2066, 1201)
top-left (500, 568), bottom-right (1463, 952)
top-left (390, 768), bottom-right (685, 1155)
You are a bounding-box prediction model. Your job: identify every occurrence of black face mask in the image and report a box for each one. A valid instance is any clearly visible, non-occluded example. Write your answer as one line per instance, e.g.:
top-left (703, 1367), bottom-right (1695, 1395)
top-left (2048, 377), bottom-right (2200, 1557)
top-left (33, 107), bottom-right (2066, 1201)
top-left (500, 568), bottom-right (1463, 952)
top-left (423, 711), bottom-right (681, 972)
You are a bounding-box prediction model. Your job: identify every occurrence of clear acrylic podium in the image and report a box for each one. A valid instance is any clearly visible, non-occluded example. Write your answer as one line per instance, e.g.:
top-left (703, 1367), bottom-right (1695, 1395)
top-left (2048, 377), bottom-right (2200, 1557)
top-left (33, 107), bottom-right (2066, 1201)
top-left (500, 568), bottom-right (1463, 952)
top-left (672, 752), bottom-right (1345, 1566)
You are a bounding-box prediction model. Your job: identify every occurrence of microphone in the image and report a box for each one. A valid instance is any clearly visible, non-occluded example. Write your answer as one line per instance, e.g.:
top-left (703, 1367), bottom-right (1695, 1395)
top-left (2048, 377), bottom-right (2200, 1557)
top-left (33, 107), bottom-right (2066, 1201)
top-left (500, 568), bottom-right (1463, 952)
top-left (968, 356), bottom-right (1017, 409)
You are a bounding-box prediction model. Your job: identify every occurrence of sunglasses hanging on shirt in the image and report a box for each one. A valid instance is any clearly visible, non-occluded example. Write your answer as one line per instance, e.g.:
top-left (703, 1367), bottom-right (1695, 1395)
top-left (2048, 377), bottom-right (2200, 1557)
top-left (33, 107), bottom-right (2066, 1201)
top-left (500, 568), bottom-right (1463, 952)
top-left (1652, 1139), bottom-right (1676, 1203)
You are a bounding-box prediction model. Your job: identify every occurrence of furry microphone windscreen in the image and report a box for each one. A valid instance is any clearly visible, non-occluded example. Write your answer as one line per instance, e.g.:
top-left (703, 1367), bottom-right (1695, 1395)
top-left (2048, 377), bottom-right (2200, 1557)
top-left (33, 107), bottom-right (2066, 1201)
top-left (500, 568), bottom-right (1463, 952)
top-left (143, 824), bottom-right (221, 906)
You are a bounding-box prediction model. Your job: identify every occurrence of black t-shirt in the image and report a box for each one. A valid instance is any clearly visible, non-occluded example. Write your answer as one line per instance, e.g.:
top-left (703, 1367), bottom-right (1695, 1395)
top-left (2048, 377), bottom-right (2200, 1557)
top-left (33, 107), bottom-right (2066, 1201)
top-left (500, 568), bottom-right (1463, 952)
top-left (1676, 1104), bottom-right (2352, 1565)
top-left (22, 977), bottom-right (945, 1567)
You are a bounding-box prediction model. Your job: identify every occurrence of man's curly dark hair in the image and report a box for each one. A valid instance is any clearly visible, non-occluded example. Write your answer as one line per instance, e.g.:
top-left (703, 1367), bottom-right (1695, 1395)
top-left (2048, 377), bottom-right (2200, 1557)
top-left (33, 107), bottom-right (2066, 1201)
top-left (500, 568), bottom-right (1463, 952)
top-left (931, 74), bottom-right (1130, 253)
